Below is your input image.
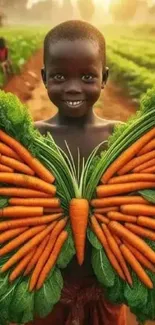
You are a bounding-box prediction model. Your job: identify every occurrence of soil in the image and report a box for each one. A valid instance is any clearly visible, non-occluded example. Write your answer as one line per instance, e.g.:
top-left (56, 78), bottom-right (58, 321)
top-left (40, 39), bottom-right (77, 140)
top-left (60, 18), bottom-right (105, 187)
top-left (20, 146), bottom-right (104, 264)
top-left (3, 50), bottom-right (155, 325)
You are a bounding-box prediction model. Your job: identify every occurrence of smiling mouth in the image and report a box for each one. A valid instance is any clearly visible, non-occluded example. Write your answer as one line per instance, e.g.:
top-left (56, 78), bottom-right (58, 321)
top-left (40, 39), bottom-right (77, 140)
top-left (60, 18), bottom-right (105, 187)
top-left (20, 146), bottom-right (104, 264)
top-left (64, 100), bottom-right (84, 108)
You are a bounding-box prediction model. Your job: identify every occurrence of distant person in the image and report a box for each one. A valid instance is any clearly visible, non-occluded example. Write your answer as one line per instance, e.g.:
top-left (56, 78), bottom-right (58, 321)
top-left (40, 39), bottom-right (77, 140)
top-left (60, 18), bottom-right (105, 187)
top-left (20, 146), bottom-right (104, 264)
top-left (0, 37), bottom-right (13, 78)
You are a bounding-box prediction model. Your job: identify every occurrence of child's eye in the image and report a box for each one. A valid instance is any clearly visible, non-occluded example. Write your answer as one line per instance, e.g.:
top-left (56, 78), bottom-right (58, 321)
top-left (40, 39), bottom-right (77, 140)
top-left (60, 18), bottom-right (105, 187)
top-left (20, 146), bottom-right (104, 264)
top-left (82, 74), bottom-right (94, 82)
top-left (53, 74), bottom-right (65, 81)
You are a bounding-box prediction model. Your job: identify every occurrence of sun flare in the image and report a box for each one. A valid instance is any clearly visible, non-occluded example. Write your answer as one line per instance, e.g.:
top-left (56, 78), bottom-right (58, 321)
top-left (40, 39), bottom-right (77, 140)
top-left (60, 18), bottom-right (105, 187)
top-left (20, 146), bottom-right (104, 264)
top-left (94, 0), bottom-right (112, 11)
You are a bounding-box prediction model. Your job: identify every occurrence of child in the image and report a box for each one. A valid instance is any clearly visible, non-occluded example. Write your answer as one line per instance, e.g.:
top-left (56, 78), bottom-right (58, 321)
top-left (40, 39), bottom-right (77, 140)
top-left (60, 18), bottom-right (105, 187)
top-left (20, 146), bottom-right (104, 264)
top-left (0, 37), bottom-right (13, 78)
top-left (33, 20), bottom-right (127, 325)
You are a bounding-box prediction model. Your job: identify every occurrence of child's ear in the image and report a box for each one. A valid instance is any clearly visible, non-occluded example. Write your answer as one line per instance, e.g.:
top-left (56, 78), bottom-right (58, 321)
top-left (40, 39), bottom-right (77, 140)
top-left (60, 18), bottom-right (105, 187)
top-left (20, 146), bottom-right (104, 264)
top-left (101, 67), bottom-right (109, 89)
top-left (41, 67), bottom-right (47, 88)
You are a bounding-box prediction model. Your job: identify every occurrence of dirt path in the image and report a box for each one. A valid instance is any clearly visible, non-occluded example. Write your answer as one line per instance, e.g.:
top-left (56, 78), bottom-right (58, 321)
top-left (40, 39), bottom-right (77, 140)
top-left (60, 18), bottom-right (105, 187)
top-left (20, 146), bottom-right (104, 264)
top-left (3, 50), bottom-right (155, 325)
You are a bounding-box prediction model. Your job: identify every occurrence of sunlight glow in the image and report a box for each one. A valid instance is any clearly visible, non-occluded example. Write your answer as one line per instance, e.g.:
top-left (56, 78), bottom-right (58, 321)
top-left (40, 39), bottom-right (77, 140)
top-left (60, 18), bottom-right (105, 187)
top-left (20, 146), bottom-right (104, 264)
top-left (94, 0), bottom-right (112, 11)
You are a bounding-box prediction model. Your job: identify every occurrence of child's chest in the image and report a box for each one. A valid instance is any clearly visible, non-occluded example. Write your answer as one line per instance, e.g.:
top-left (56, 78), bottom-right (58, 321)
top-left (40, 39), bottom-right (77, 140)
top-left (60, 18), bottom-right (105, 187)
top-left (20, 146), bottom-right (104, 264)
top-left (46, 124), bottom-right (113, 160)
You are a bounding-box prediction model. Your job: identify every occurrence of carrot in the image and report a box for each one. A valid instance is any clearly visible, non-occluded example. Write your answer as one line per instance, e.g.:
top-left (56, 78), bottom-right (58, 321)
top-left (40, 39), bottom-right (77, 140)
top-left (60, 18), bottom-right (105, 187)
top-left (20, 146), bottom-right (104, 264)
top-left (91, 196), bottom-right (148, 208)
top-left (0, 142), bottom-right (21, 161)
top-left (96, 182), bottom-right (155, 198)
top-left (29, 217), bottom-right (68, 291)
top-left (0, 227), bottom-right (28, 244)
top-left (94, 207), bottom-right (119, 213)
top-left (0, 188), bottom-right (52, 198)
top-left (9, 248), bottom-right (36, 282)
top-left (0, 225), bottom-right (46, 256)
top-left (95, 214), bottom-right (109, 224)
top-left (124, 240), bottom-right (155, 273)
top-left (0, 206), bottom-right (43, 218)
top-left (36, 231), bottom-right (68, 290)
top-left (138, 138), bottom-right (155, 156)
top-left (91, 216), bottom-right (125, 281)
top-left (141, 166), bottom-right (155, 174)
top-left (137, 216), bottom-right (155, 230)
top-left (101, 128), bottom-right (155, 184)
top-left (109, 221), bottom-right (155, 263)
top-left (0, 130), bottom-right (55, 183)
top-left (121, 204), bottom-right (155, 217)
top-left (0, 163), bottom-right (13, 173)
top-left (120, 244), bottom-right (153, 289)
top-left (69, 198), bottom-right (89, 265)
top-left (107, 211), bottom-right (137, 223)
top-left (9, 198), bottom-right (60, 208)
top-left (44, 208), bottom-right (64, 214)
top-left (0, 173), bottom-right (56, 195)
top-left (102, 224), bottom-right (132, 285)
top-left (108, 173), bottom-right (155, 184)
top-left (24, 235), bottom-right (50, 276)
top-left (0, 221), bottom-right (58, 273)
top-left (125, 222), bottom-right (155, 241)
top-left (113, 235), bottom-right (122, 246)
top-left (133, 158), bottom-right (155, 173)
top-left (0, 155), bottom-right (35, 176)
top-left (0, 213), bottom-right (62, 231)
top-left (118, 151), bottom-right (155, 176)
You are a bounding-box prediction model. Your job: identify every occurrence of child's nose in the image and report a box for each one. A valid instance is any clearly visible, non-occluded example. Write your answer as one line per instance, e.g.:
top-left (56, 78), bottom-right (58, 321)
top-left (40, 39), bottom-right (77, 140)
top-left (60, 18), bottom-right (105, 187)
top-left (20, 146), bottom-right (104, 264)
top-left (64, 79), bottom-right (82, 94)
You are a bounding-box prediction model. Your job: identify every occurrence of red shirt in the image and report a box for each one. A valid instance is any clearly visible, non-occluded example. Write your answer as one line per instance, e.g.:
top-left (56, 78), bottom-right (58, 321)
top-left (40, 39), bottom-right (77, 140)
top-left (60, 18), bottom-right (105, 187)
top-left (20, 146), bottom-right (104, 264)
top-left (0, 47), bottom-right (8, 62)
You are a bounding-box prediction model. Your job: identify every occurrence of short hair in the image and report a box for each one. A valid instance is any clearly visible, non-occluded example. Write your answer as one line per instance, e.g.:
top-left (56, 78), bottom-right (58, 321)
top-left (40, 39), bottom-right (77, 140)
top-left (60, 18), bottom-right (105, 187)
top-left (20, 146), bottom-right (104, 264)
top-left (0, 37), bottom-right (6, 49)
top-left (44, 20), bottom-right (106, 67)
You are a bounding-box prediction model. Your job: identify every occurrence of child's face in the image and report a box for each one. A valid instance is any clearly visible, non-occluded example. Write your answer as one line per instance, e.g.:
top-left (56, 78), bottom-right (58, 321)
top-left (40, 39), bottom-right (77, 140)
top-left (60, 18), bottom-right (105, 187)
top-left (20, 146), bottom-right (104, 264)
top-left (43, 39), bottom-right (105, 118)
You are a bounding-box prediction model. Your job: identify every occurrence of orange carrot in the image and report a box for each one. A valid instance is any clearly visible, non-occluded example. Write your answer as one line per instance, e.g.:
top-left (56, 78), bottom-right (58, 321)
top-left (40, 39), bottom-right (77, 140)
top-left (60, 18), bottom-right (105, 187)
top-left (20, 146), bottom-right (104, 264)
top-left (109, 221), bottom-right (155, 263)
top-left (141, 166), bottom-right (155, 174)
top-left (36, 231), bottom-right (68, 290)
top-left (29, 217), bottom-right (68, 291)
top-left (91, 196), bottom-right (148, 208)
top-left (121, 204), bottom-right (155, 217)
top-left (0, 155), bottom-right (34, 176)
top-left (0, 206), bottom-right (43, 218)
top-left (9, 198), bottom-right (60, 208)
top-left (118, 151), bottom-right (155, 176)
top-left (0, 142), bottom-right (21, 161)
top-left (95, 214), bottom-right (109, 224)
top-left (24, 235), bottom-right (50, 276)
top-left (9, 248), bottom-right (36, 282)
top-left (44, 208), bottom-right (64, 214)
top-left (120, 244), bottom-right (153, 289)
top-left (138, 138), bottom-right (155, 156)
top-left (125, 222), bottom-right (155, 241)
top-left (0, 188), bottom-right (52, 198)
top-left (101, 128), bottom-right (155, 183)
top-left (133, 158), bottom-right (155, 173)
top-left (124, 240), bottom-right (155, 273)
top-left (107, 211), bottom-right (137, 223)
top-left (0, 222), bottom-right (58, 273)
top-left (0, 213), bottom-right (62, 231)
top-left (108, 173), bottom-right (155, 184)
top-left (0, 130), bottom-right (55, 183)
top-left (102, 224), bottom-right (132, 285)
top-left (0, 173), bottom-right (56, 195)
top-left (96, 182), bottom-right (155, 198)
top-left (69, 198), bottom-right (89, 265)
top-left (137, 216), bottom-right (155, 230)
top-left (94, 207), bottom-right (119, 214)
top-left (113, 235), bottom-right (122, 246)
top-left (0, 163), bottom-right (13, 173)
top-left (91, 216), bottom-right (125, 281)
top-left (0, 227), bottom-right (28, 244)
top-left (0, 225), bottom-right (46, 256)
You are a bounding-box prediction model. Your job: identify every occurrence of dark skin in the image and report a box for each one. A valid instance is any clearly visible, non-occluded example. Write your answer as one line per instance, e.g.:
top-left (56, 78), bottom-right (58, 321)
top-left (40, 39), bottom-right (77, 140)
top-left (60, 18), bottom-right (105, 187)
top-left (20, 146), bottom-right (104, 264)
top-left (36, 38), bottom-right (119, 280)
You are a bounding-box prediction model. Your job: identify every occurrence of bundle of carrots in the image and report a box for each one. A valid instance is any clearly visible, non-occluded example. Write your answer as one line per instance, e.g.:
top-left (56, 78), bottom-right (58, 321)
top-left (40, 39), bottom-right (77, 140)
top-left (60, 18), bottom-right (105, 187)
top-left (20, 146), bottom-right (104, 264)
top-left (90, 127), bottom-right (155, 289)
top-left (0, 129), bottom-right (68, 291)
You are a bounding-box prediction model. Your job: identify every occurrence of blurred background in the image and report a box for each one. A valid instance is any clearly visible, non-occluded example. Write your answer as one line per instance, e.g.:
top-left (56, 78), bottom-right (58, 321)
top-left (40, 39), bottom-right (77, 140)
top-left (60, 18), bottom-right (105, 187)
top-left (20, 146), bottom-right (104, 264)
top-left (1, 1), bottom-right (155, 324)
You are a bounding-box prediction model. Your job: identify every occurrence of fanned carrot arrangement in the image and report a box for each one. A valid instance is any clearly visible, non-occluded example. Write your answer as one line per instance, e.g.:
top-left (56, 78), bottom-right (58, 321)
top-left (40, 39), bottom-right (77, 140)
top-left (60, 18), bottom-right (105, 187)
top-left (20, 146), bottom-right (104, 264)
top-left (0, 128), bottom-right (68, 291)
top-left (1, 89), bottom-right (155, 324)
top-left (90, 126), bottom-right (155, 289)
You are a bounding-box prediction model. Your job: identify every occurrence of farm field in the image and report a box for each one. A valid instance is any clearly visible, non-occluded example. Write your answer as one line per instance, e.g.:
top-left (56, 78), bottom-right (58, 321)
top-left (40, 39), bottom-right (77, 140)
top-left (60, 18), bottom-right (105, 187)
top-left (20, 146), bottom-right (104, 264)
top-left (2, 24), bottom-right (155, 325)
